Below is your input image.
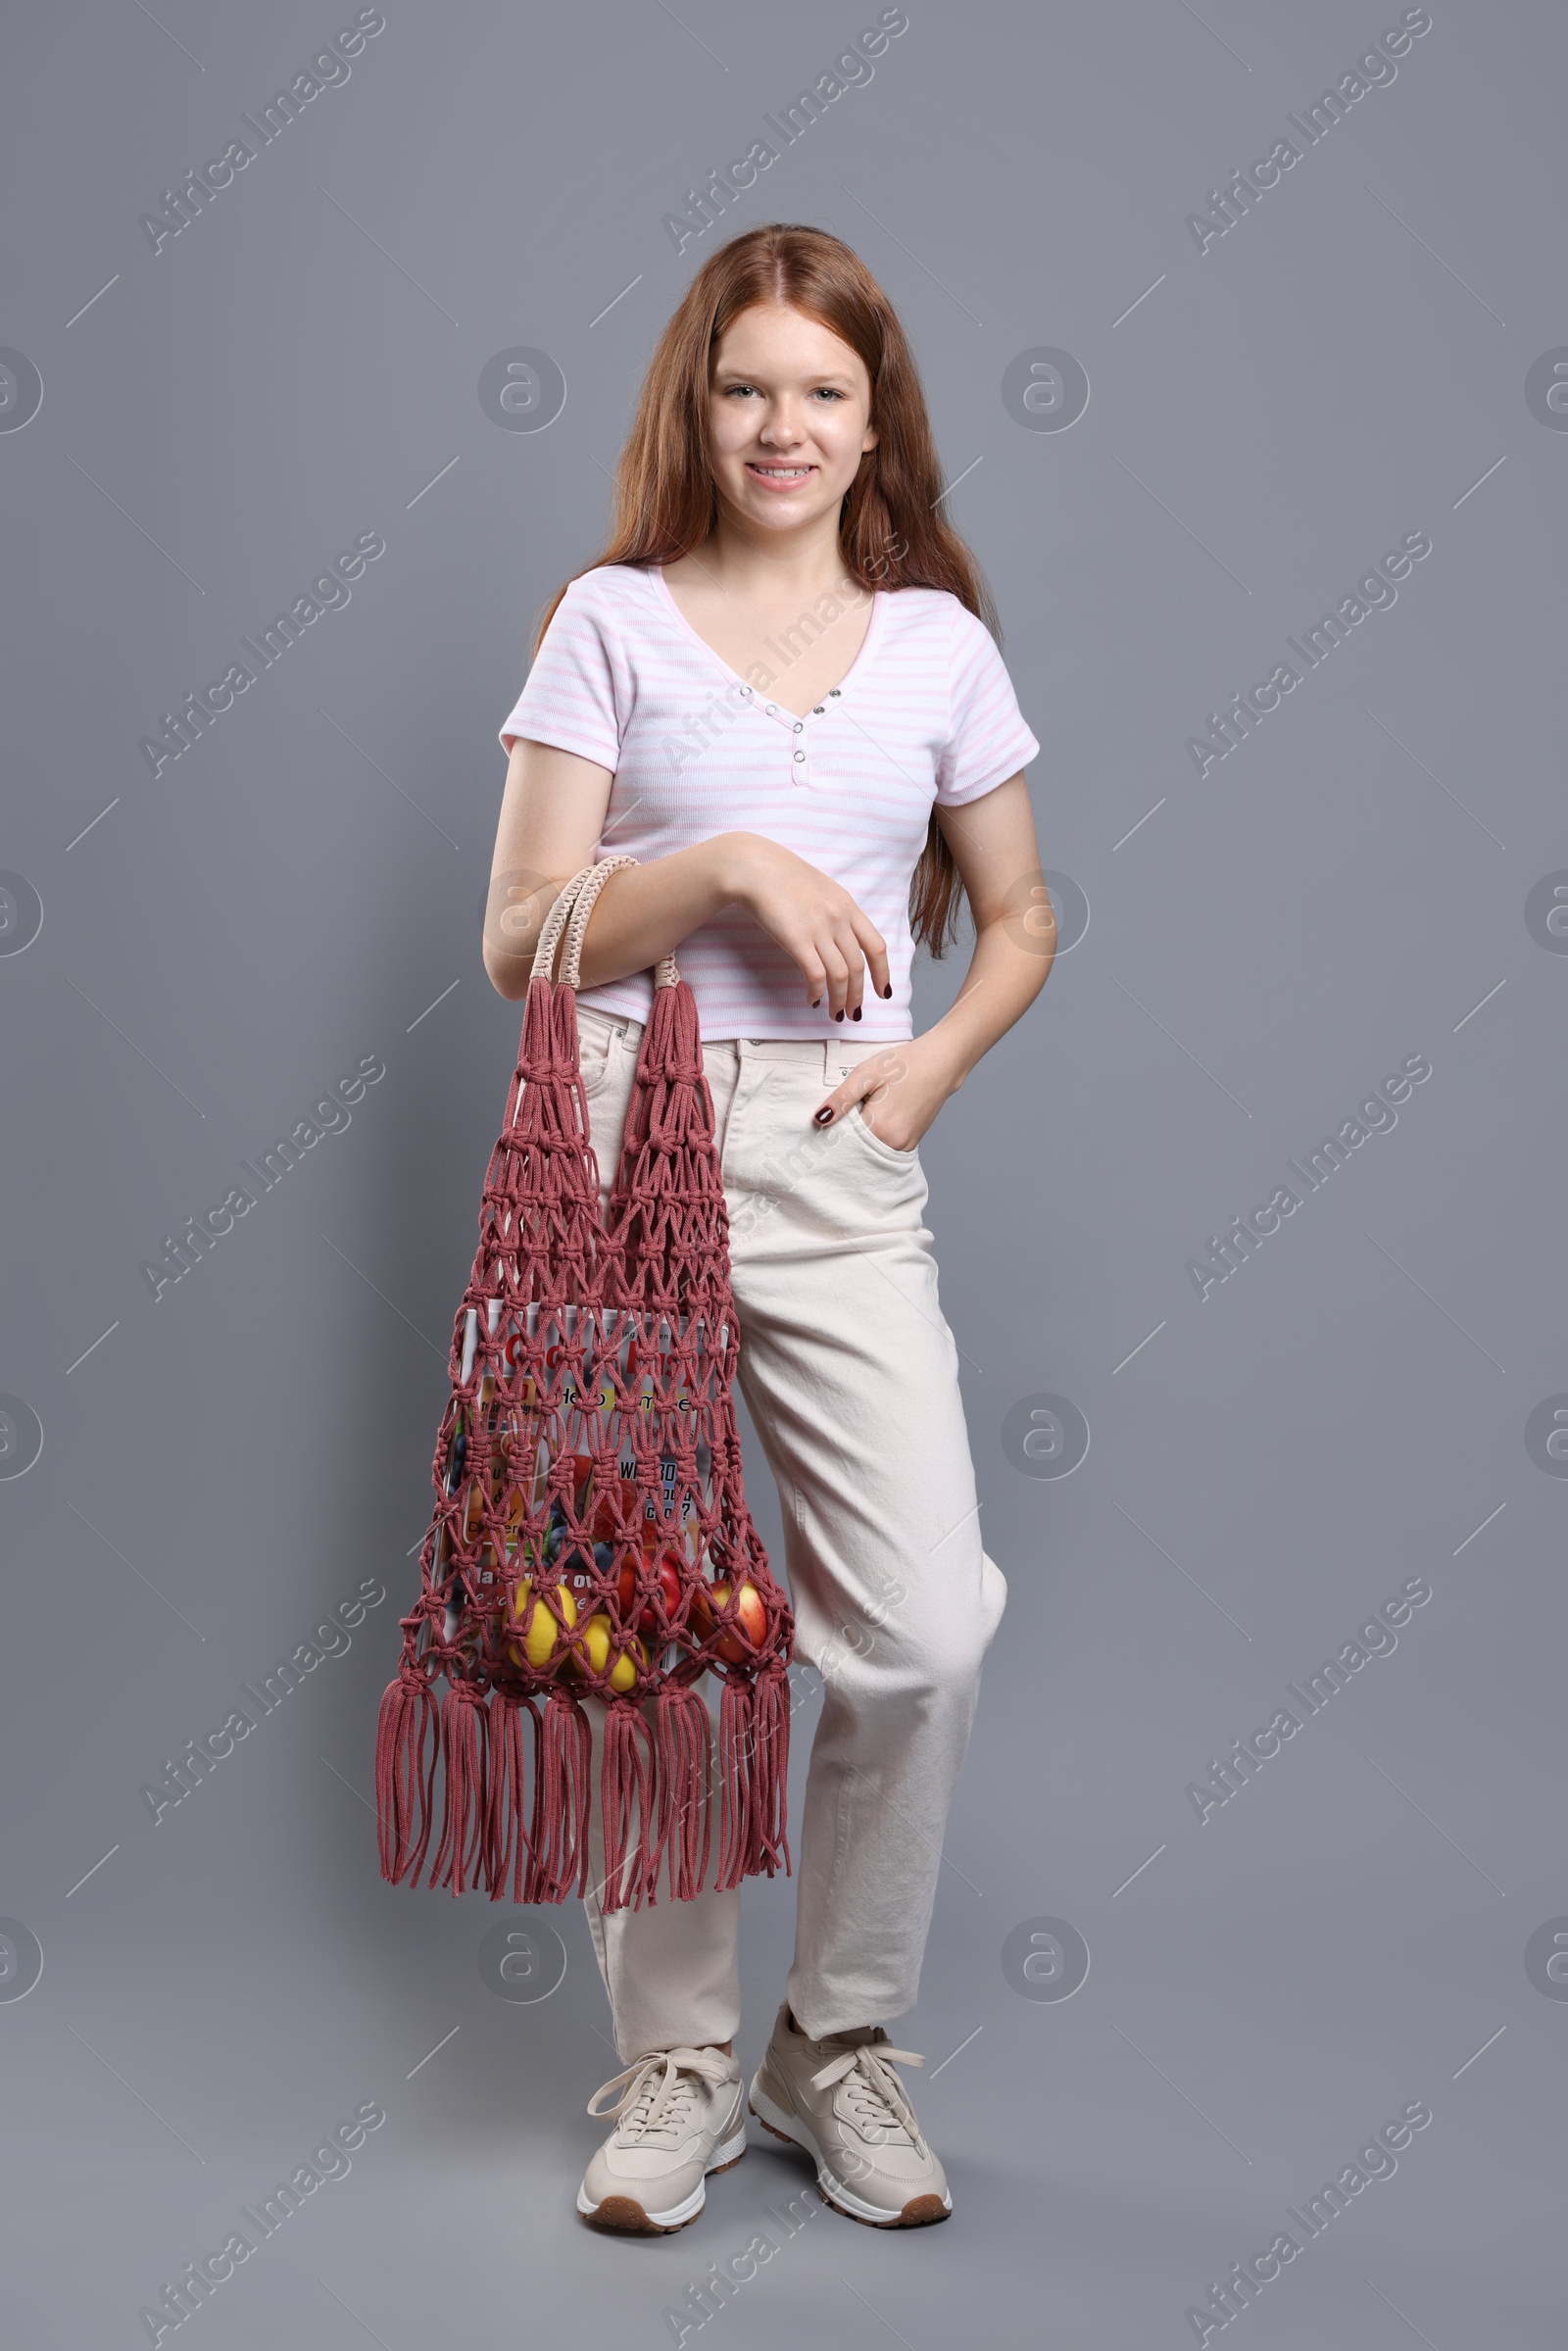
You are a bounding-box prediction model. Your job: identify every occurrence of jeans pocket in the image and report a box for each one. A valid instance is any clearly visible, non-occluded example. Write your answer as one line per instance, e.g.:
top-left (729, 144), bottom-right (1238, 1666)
top-left (576, 1009), bottom-right (624, 1097)
top-left (845, 1101), bottom-right (921, 1168)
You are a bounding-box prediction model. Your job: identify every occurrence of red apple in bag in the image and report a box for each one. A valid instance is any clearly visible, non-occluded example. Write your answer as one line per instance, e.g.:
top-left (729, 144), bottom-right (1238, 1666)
top-left (616, 1543), bottom-right (684, 1638)
top-left (702, 1578), bottom-right (765, 1664)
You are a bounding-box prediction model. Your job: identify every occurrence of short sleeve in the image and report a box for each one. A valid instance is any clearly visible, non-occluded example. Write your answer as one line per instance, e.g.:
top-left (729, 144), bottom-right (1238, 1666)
top-left (934, 604), bottom-right (1040, 807)
top-left (497, 575), bottom-right (625, 766)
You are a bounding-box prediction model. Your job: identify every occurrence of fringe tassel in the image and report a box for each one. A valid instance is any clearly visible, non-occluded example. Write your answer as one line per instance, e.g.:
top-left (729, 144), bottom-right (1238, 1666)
top-left (747, 1662), bottom-right (792, 1879)
top-left (525, 1689), bottom-right (592, 1902)
top-left (653, 1683), bottom-right (712, 1902)
top-left (374, 1663), bottom-right (438, 1887)
top-left (486, 1692), bottom-right (537, 1904)
top-left (431, 1682), bottom-right (491, 1894)
top-left (600, 1698), bottom-right (658, 1913)
top-left (714, 1676), bottom-right (754, 1891)
top-left (378, 1664), bottom-right (783, 1903)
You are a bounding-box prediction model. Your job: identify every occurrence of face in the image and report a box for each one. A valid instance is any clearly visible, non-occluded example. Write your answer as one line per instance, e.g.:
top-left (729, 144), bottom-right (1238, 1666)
top-left (707, 301), bottom-right (877, 536)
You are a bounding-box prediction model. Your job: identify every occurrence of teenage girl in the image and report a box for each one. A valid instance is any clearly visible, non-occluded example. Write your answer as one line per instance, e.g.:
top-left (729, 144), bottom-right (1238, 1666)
top-left (485, 222), bottom-right (1054, 2233)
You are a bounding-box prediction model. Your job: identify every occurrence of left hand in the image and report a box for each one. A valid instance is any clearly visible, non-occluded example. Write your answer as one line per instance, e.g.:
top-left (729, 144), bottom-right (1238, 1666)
top-left (811, 1031), bottom-right (960, 1154)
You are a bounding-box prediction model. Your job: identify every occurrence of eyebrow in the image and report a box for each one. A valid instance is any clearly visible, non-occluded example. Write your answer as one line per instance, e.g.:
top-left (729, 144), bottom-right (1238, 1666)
top-left (712, 368), bottom-right (858, 389)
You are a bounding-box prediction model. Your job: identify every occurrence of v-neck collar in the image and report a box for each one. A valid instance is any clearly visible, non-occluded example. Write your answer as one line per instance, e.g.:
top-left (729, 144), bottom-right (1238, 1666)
top-left (651, 563), bottom-right (884, 726)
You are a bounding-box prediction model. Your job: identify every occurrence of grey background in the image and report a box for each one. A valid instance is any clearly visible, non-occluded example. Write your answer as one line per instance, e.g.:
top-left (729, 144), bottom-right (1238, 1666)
top-left (2, 1), bottom-right (1564, 2343)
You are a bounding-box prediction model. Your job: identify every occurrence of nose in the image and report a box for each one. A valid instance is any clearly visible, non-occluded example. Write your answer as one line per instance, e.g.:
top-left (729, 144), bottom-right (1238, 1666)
top-left (758, 400), bottom-right (808, 448)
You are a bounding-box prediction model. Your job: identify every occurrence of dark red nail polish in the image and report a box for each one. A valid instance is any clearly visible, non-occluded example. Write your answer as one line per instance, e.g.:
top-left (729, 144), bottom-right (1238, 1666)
top-left (811, 997), bottom-right (822, 1008)
top-left (881, 984), bottom-right (892, 999)
top-left (834, 1009), bottom-right (845, 1021)
top-left (851, 1005), bottom-right (861, 1021)
top-left (813, 1106), bottom-right (834, 1125)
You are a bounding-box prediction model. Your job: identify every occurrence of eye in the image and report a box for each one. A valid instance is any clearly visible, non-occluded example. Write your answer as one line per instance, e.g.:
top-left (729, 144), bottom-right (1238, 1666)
top-left (811, 387), bottom-right (847, 402)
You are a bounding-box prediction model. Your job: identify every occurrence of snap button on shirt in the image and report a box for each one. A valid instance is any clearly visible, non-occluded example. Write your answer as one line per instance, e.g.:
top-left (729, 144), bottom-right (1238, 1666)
top-left (745, 678), bottom-right (834, 789)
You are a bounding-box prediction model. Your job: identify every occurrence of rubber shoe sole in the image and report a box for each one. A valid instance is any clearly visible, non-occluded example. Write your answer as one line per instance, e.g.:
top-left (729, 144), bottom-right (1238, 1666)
top-left (748, 2080), bottom-right (951, 2229)
top-left (576, 2125), bottom-right (747, 2234)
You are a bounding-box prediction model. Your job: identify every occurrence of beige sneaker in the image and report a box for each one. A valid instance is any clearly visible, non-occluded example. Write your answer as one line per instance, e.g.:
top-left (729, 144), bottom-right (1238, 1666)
top-left (748, 2003), bottom-right (952, 2228)
top-left (577, 2046), bottom-right (746, 2233)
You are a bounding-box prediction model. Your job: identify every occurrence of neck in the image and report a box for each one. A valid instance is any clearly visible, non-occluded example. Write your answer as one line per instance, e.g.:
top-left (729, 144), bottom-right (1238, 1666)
top-left (699, 503), bottom-right (857, 607)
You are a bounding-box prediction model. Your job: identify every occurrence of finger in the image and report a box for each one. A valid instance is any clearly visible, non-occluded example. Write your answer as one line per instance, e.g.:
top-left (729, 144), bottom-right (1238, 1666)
top-left (832, 921), bottom-right (868, 1022)
top-left (816, 937), bottom-right (851, 1021)
top-left (850, 911), bottom-right (893, 1003)
top-left (811, 1050), bottom-right (906, 1128)
top-left (791, 921), bottom-right (835, 1007)
top-left (811, 1072), bottom-right (865, 1126)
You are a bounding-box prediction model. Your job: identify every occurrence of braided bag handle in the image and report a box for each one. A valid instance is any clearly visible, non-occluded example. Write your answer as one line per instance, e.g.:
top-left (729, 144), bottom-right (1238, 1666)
top-left (527, 856), bottom-right (681, 994)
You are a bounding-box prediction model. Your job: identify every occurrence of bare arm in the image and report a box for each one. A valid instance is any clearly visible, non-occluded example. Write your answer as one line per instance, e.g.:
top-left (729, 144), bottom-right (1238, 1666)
top-left (483, 737), bottom-right (892, 1009)
top-left (925, 771), bottom-right (1055, 1081)
top-left (813, 772), bottom-right (1054, 1148)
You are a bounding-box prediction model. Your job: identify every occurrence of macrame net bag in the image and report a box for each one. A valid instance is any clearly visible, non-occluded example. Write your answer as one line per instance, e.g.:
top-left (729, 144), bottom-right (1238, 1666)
top-left (374, 857), bottom-right (793, 1910)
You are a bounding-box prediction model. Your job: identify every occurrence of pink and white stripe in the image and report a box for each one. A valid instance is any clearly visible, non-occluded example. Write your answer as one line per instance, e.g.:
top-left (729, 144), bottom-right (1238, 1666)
top-left (499, 563), bottom-right (1039, 1040)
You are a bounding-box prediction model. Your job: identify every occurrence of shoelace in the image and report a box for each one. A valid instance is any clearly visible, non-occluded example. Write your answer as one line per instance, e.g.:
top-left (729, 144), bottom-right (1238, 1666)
top-left (586, 2046), bottom-right (734, 2144)
top-left (809, 2039), bottom-right (928, 2151)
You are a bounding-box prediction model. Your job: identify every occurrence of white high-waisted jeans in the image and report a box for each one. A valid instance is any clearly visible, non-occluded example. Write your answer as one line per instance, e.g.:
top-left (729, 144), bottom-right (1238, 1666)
top-left (573, 1004), bottom-right (1007, 2058)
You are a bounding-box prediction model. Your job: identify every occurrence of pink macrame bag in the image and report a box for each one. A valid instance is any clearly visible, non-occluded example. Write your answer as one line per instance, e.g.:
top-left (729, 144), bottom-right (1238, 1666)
top-left (374, 857), bottom-right (793, 1910)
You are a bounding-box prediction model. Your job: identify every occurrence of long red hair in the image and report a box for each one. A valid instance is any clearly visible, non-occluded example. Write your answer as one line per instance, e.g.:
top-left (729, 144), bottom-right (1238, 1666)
top-left (532, 223), bottom-right (1004, 955)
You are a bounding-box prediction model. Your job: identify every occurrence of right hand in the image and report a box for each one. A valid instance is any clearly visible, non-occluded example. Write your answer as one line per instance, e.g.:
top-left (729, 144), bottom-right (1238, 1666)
top-left (721, 834), bottom-right (891, 1019)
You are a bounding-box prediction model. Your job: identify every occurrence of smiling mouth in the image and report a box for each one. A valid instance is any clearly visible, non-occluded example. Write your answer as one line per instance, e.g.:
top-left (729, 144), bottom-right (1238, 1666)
top-left (746, 463), bottom-right (815, 484)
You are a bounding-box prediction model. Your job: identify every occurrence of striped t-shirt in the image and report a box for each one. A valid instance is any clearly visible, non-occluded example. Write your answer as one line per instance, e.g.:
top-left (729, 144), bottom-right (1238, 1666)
top-left (498, 562), bottom-right (1039, 1040)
